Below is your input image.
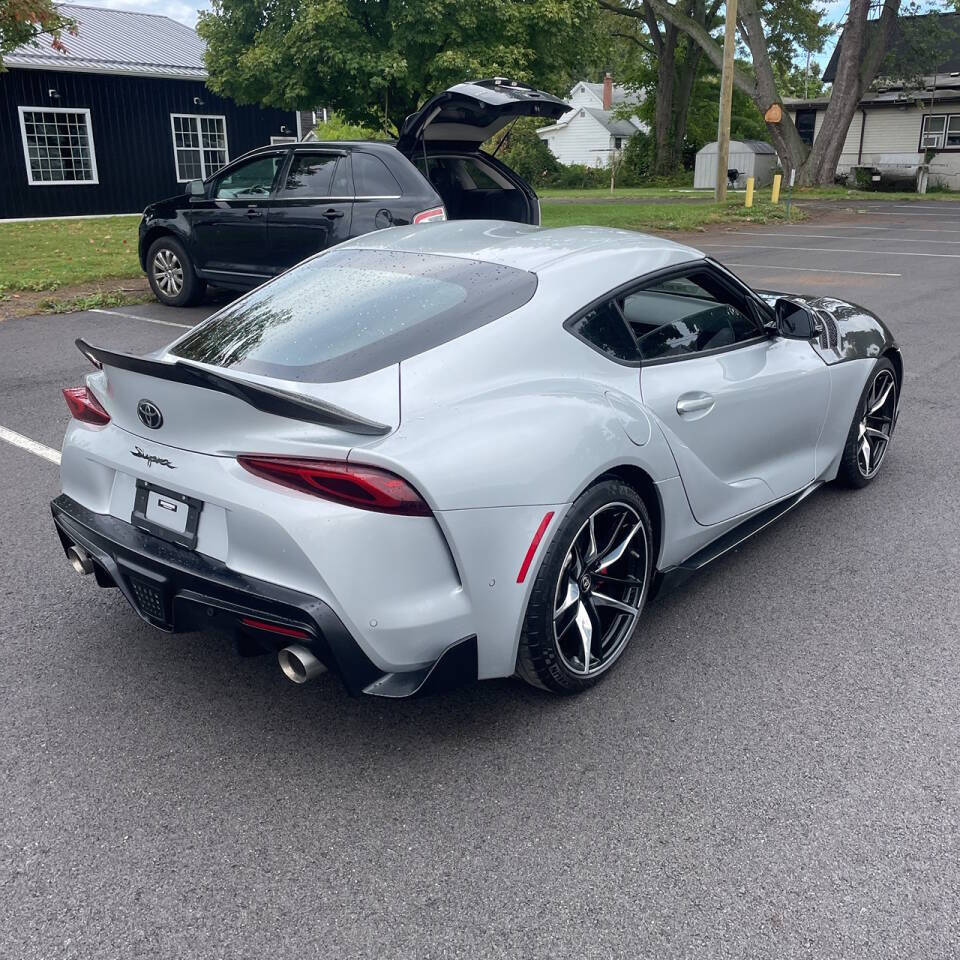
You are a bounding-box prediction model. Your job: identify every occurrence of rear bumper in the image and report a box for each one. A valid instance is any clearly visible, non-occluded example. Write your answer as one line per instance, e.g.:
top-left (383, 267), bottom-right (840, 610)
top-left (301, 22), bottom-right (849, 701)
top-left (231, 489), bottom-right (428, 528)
top-left (51, 494), bottom-right (477, 698)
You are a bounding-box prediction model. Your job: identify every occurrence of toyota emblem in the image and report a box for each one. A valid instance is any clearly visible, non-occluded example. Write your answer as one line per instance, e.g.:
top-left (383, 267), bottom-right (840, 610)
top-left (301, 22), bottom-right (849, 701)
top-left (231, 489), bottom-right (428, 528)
top-left (137, 399), bottom-right (164, 430)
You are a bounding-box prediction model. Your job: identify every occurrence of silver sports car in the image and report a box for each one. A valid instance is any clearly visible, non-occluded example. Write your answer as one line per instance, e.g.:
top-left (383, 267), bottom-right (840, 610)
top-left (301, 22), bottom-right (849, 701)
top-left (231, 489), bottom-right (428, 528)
top-left (52, 221), bottom-right (902, 696)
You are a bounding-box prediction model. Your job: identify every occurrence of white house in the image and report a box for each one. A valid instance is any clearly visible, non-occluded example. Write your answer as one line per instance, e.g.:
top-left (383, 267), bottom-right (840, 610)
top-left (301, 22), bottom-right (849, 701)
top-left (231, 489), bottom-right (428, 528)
top-left (537, 74), bottom-right (646, 167)
top-left (785, 12), bottom-right (960, 188)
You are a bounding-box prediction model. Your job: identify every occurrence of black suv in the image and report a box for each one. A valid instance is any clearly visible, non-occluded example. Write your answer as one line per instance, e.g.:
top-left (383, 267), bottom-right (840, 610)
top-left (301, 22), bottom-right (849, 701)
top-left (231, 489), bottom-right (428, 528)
top-left (138, 79), bottom-right (568, 306)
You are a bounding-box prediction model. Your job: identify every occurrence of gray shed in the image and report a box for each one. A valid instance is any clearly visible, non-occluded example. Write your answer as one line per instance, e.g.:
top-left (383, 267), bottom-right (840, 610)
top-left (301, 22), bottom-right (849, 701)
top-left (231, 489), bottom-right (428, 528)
top-left (694, 140), bottom-right (778, 189)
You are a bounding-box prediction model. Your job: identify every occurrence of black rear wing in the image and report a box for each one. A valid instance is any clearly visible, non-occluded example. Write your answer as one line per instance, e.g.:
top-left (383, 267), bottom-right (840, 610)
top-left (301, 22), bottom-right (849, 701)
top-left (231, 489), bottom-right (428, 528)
top-left (75, 339), bottom-right (391, 437)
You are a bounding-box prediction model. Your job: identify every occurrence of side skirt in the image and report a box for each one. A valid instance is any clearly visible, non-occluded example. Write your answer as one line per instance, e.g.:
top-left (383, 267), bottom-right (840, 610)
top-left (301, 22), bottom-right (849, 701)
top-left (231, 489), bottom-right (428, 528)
top-left (650, 481), bottom-right (822, 599)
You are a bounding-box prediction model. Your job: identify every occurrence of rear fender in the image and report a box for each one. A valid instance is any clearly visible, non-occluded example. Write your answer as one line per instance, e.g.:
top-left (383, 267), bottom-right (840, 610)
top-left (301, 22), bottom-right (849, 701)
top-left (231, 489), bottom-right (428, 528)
top-left (358, 382), bottom-right (680, 511)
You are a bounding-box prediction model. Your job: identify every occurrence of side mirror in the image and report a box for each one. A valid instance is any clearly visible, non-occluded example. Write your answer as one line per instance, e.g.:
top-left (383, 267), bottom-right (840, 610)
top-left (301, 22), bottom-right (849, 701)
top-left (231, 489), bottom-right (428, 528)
top-left (775, 298), bottom-right (819, 339)
top-left (187, 179), bottom-right (206, 198)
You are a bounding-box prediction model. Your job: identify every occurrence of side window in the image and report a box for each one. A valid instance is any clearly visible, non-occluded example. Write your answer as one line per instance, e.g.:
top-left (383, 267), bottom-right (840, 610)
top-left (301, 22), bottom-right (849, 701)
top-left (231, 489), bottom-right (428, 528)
top-left (280, 152), bottom-right (339, 197)
top-left (568, 268), bottom-right (766, 365)
top-left (214, 154), bottom-right (282, 199)
top-left (622, 270), bottom-right (764, 362)
top-left (353, 153), bottom-right (402, 196)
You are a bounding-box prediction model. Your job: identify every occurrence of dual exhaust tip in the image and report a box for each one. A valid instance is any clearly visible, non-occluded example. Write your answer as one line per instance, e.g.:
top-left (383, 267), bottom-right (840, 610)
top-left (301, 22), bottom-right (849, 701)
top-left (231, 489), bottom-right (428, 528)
top-left (278, 644), bottom-right (326, 684)
top-left (67, 542), bottom-right (326, 686)
top-left (68, 545), bottom-right (94, 576)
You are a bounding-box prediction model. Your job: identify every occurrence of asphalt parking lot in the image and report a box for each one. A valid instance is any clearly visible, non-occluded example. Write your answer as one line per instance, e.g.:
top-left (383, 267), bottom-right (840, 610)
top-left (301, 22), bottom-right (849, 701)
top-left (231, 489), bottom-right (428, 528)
top-left (1, 199), bottom-right (958, 959)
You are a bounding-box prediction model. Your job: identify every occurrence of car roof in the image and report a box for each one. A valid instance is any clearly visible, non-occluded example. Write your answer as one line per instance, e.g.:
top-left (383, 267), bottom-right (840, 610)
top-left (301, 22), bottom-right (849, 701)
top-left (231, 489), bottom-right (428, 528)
top-left (340, 220), bottom-right (705, 273)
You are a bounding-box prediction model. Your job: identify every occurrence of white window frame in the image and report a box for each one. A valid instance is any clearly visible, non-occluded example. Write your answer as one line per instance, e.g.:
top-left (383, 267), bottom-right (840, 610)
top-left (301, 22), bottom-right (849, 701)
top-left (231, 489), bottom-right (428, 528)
top-left (920, 114), bottom-right (947, 150)
top-left (946, 115), bottom-right (960, 148)
top-left (18, 106), bottom-right (99, 186)
top-left (170, 113), bottom-right (229, 183)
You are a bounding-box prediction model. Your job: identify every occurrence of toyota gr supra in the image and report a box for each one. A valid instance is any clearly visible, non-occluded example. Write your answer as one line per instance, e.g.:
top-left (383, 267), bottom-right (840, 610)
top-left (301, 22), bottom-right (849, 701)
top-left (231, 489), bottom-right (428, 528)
top-left (52, 221), bottom-right (902, 697)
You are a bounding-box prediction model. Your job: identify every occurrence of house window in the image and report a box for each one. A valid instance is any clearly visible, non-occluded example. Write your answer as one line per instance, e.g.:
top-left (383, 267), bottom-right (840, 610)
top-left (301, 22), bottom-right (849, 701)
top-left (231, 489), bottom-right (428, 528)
top-left (795, 109), bottom-right (817, 147)
top-left (18, 107), bottom-right (98, 185)
top-left (614, 137), bottom-right (624, 149)
top-left (920, 115), bottom-right (946, 149)
top-left (947, 116), bottom-right (960, 148)
top-left (171, 114), bottom-right (228, 182)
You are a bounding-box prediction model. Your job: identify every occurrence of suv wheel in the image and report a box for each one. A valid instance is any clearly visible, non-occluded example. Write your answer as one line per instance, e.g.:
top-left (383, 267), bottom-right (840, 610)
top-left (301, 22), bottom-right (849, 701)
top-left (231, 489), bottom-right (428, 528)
top-left (146, 236), bottom-right (205, 307)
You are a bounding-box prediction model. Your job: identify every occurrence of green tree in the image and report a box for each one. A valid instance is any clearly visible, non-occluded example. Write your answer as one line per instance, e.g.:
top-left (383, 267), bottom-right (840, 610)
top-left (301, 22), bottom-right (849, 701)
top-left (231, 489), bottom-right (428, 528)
top-left (489, 118), bottom-right (560, 185)
top-left (601, 0), bottom-right (954, 185)
top-left (1, 0), bottom-right (75, 69)
top-left (313, 111), bottom-right (390, 141)
top-left (197, 0), bottom-right (595, 135)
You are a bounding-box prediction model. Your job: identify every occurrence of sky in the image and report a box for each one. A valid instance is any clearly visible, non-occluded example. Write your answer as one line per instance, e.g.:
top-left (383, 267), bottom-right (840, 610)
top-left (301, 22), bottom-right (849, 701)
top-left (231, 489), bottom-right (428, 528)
top-left (88, 0), bottom-right (208, 27)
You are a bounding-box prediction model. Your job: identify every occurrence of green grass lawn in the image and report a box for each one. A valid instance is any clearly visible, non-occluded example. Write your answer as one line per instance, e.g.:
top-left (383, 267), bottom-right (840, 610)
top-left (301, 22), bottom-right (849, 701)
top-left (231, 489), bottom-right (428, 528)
top-left (540, 197), bottom-right (800, 231)
top-left (0, 215), bottom-right (141, 294)
top-left (539, 186), bottom-right (703, 201)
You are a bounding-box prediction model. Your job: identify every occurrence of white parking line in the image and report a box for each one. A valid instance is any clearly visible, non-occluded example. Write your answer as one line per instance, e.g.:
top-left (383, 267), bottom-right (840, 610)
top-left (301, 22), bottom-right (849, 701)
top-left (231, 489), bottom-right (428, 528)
top-left (699, 242), bottom-right (960, 259)
top-left (0, 425), bottom-right (61, 465)
top-left (724, 262), bottom-right (901, 277)
top-left (91, 308), bottom-right (191, 329)
top-left (857, 211), bottom-right (960, 219)
top-left (724, 230), bottom-right (960, 246)
top-left (891, 204), bottom-right (960, 210)
top-left (824, 224), bottom-right (960, 234)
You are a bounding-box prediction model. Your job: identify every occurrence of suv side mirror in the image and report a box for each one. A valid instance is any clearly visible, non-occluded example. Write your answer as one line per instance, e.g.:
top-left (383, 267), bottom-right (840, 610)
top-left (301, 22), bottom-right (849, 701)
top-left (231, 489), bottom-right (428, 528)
top-left (775, 298), bottom-right (819, 339)
top-left (187, 179), bottom-right (206, 198)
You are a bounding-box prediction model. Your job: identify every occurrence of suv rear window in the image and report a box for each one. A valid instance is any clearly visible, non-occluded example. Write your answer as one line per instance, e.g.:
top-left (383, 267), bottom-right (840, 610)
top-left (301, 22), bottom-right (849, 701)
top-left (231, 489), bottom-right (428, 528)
top-left (170, 248), bottom-right (537, 382)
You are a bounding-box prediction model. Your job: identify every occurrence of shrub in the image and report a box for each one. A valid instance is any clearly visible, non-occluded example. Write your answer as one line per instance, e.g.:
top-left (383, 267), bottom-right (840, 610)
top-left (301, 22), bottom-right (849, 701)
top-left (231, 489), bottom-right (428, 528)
top-left (488, 118), bottom-right (560, 186)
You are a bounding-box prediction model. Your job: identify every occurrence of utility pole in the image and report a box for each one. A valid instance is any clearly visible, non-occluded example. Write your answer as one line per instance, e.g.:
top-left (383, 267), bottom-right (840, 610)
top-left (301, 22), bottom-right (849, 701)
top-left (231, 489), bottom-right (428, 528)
top-left (715, 0), bottom-right (739, 202)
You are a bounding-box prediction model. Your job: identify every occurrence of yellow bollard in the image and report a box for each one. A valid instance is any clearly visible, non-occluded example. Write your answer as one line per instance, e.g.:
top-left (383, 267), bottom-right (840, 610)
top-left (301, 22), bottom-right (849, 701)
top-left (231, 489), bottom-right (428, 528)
top-left (745, 177), bottom-right (755, 208)
top-left (771, 173), bottom-right (782, 204)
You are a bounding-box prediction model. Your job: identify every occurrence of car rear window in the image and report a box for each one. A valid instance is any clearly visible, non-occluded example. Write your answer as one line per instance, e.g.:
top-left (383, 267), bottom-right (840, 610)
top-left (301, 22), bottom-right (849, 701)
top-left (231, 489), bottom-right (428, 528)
top-left (170, 248), bottom-right (537, 382)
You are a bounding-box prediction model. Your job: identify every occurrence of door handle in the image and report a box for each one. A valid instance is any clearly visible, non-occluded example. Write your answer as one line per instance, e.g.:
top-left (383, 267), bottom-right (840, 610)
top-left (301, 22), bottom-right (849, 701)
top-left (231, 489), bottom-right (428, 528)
top-left (245, 206), bottom-right (263, 218)
top-left (323, 208), bottom-right (344, 219)
top-left (676, 393), bottom-right (715, 416)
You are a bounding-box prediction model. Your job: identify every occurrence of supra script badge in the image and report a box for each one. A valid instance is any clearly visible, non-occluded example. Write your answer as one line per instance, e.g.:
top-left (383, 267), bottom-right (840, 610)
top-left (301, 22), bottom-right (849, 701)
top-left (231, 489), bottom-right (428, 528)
top-left (131, 446), bottom-right (176, 469)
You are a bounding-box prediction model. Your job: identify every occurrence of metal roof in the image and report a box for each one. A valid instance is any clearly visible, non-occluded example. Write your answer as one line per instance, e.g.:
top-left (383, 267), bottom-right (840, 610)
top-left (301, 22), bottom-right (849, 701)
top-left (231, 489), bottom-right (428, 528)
top-left (582, 107), bottom-right (642, 138)
top-left (4, 4), bottom-right (207, 80)
top-left (696, 139), bottom-right (776, 155)
top-left (576, 81), bottom-right (634, 106)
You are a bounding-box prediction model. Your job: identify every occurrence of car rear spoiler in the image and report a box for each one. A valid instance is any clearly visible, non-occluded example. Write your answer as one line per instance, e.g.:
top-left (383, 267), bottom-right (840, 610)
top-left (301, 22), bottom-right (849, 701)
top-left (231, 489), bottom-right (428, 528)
top-left (75, 339), bottom-right (391, 437)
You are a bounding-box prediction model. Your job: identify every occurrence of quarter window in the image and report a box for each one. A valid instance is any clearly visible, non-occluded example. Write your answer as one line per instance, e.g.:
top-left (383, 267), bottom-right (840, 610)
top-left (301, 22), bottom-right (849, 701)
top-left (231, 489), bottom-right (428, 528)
top-left (18, 107), bottom-right (98, 185)
top-left (352, 152), bottom-right (402, 196)
top-left (171, 114), bottom-right (228, 181)
top-left (280, 152), bottom-right (341, 197)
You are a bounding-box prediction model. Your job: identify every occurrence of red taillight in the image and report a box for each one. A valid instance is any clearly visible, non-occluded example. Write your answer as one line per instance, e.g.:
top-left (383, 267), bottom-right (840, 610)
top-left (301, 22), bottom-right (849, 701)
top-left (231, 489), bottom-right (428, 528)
top-left (412, 205), bottom-right (446, 224)
top-left (62, 386), bottom-right (110, 425)
top-left (237, 456), bottom-right (432, 516)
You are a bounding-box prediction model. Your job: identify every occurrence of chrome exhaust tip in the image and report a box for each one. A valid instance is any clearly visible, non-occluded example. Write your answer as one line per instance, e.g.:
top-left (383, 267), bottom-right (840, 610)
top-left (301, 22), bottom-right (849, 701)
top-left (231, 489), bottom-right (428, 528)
top-left (67, 545), bottom-right (94, 576)
top-left (278, 644), bottom-right (326, 684)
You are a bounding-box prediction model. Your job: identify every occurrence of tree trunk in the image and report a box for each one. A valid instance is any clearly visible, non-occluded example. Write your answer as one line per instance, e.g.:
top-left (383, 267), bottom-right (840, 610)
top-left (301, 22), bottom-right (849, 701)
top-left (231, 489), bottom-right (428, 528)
top-left (609, 0), bottom-right (902, 187)
top-left (652, 22), bottom-right (678, 174)
top-left (799, 0), bottom-right (901, 184)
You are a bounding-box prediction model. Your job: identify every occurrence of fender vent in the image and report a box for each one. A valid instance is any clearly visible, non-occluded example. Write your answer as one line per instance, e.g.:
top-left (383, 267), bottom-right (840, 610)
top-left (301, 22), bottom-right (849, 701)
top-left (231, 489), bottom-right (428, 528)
top-left (817, 311), bottom-right (839, 350)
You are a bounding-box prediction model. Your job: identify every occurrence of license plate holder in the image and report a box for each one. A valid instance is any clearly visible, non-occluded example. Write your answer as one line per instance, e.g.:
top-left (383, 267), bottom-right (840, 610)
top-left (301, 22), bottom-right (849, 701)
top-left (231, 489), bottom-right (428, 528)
top-left (132, 479), bottom-right (203, 550)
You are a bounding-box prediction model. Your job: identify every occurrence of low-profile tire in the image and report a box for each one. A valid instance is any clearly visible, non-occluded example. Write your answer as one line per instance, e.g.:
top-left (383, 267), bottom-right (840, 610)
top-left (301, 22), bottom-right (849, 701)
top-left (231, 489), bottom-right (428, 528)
top-left (146, 236), bottom-right (205, 307)
top-left (835, 357), bottom-right (898, 489)
top-left (516, 479), bottom-right (653, 694)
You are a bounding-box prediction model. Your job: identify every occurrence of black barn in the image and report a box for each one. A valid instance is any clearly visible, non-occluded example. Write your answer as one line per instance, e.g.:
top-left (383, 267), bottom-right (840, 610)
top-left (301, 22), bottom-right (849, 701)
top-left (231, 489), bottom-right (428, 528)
top-left (1, 4), bottom-right (304, 220)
